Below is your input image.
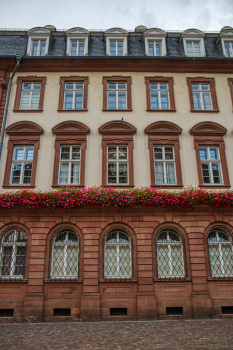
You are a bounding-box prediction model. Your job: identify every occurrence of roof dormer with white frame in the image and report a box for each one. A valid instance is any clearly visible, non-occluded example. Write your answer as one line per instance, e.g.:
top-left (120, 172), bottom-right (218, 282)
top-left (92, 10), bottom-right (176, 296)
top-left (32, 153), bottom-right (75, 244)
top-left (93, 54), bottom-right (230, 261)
top-left (104, 28), bottom-right (128, 56)
top-left (143, 28), bottom-right (167, 56)
top-left (181, 28), bottom-right (206, 57)
top-left (27, 26), bottom-right (52, 56)
top-left (65, 27), bottom-right (90, 56)
top-left (216, 26), bottom-right (233, 57)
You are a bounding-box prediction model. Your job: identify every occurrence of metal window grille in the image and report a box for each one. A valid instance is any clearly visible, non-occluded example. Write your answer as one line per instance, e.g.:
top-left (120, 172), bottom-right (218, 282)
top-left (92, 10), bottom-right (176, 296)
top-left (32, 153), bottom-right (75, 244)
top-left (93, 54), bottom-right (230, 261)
top-left (0, 229), bottom-right (27, 280)
top-left (50, 228), bottom-right (79, 280)
top-left (157, 229), bottom-right (186, 278)
top-left (104, 229), bottom-right (132, 280)
top-left (208, 228), bottom-right (233, 278)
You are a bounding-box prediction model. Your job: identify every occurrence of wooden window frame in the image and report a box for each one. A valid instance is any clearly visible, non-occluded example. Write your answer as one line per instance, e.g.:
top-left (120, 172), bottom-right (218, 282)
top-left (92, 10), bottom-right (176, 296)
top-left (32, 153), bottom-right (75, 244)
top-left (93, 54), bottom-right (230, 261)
top-left (58, 76), bottom-right (89, 112)
top-left (145, 76), bottom-right (176, 112)
top-left (145, 121), bottom-right (183, 188)
top-left (190, 122), bottom-right (230, 188)
top-left (228, 78), bottom-right (233, 109)
top-left (13, 76), bottom-right (47, 113)
top-left (186, 77), bottom-right (219, 113)
top-left (52, 121), bottom-right (90, 188)
top-left (102, 76), bottom-right (132, 112)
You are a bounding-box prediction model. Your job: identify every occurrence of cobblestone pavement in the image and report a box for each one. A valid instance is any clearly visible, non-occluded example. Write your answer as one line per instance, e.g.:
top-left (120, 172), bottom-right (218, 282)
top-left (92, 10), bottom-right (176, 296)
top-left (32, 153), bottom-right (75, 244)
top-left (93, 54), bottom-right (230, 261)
top-left (0, 319), bottom-right (233, 350)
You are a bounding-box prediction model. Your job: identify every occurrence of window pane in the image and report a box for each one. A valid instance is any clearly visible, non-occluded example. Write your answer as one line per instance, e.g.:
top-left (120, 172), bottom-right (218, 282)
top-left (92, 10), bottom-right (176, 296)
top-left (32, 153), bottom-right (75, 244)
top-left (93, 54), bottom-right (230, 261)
top-left (209, 245), bottom-right (222, 276)
top-left (75, 83), bottom-right (84, 90)
top-left (61, 146), bottom-right (70, 160)
top-left (201, 84), bottom-right (209, 91)
top-left (192, 84), bottom-right (199, 90)
top-left (186, 42), bottom-right (193, 56)
top-left (32, 41), bottom-right (38, 56)
top-left (30, 91), bottom-right (40, 109)
top-left (108, 162), bottom-right (117, 183)
top-left (151, 91), bottom-right (159, 109)
top-left (11, 163), bottom-right (22, 184)
top-left (52, 246), bottom-right (64, 276)
top-left (202, 92), bottom-right (212, 110)
top-left (209, 147), bottom-right (218, 160)
top-left (150, 83), bottom-right (158, 90)
top-left (119, 162), bottom-right (128, 183)
top-left (155, 162), bottom-right (164, 183)
top-left (199, 147), bottom-right (208, 160)
top-left (118, 83), bottom-right (126, 89)
top-left (160, 91), bottom-right (169, 109)
top-left (119, 246), bottom-right (131, 276)
top-left (119, 147), bottom-right (127, 159)
top-left (160, 83), bottom-right (168, 90)
top-left (105, 246), bottom-right (117, 277)
top-left (193, 92), bottom-right (202, 109)
top-left (14, 246), bottom-right (26, 276)
top-left (13, 147), bottom-right (24, 160)
top-left (225, 42), bottom-right (232, 57)
top-left (33, 83), bottom-right (41, 90)
top-left (108, 146), bottom-right (117, 160)
top-left (110, 41), bottom-right (116, 56)
top-left (154, 146), bottom-right (163, 160)
top-left (148, 41), bottom-right (154, 56)
top-left (71, 41), bottom-right (77, 56)
top-left (22, 83), bottom-right (32, 90)
top-left (20, 91), bottom-right (30, 109)
top-left (39, 41), bottom-right (46, 56)
top-left (157, 245), bottom-right (170, 276)
top-left (70, 163), bottom-right (80, 184)
top-left (64, 92), bottom-right (73, 109)
top-left (194, 42), bottom-right (201, 56)
top-left (118, 91), bottom-right (126, 109)
top-left (166, 163), bottom-right (176, 184)
top-left (22, 163), bottom-right (32, 184)
top-left (75, 91), bottom-right (83, 109)
top-left (108, 83), bottom-right (116, 89)
top-left (212, 163), bottom-right (222, 184)
top-left (1, 246), bottom-right (13, 276)
top-left (221, 245), bottom-right (233, 275)
top-left (72, 146), bottom-right (81, 160)
top-left (78, 41), bottom-right (85, 56)
top-left (108, 91), bottom-right (116, 109)
top-left (156, 42), bottom-right (161, 56)
top-left (66, 246), bottom-right (79, 276)
top-left (171, 245), bottom-right (184, 276)
top-left (59, 163), bottom-right (69, 184)
top-left (165, 147), bottom-right (174, 160)
top-left (117, 41), bottom-right (123, 56)
top-left (65, 83), bottom-right (74, 89)
top-left (201, 163), bottom-right (211, 183)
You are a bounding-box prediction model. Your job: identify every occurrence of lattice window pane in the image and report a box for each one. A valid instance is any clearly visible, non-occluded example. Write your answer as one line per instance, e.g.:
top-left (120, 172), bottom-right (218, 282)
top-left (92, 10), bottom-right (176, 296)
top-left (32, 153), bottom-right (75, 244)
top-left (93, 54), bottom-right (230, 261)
top-left (52, 246), bottom-right (64, 277)
top-left (221, 245), bottom-right (233, 275)
top-left (157, 245), bottom-right (170, 276)
top-left (66, 246), bottom-right (79, 276)
top-left (105, 246), bottom-right (118, 277)
top-left (119, 246), bottom-right (131, 276)
top-left (171, 245), bottom-right (184, 276)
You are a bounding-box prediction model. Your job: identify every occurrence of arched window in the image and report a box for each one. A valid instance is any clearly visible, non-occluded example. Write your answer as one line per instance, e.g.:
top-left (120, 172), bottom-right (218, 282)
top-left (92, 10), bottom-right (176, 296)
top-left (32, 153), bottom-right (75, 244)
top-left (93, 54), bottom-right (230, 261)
top-left (208, 228), bottom-right (233, 277)
top-left (104, 229), bottom-right (132, 278)
top-left (157, 228), bottom-right (185, 277)
top-left (0, 228), bottom-right (27, 278)
top-left (51, 229), bottom-right (79, 278)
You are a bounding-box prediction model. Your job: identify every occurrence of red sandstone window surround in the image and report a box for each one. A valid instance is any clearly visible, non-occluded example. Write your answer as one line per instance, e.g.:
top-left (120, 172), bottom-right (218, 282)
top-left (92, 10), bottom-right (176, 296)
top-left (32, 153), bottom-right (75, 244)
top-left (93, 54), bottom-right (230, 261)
top-left (3, 121), bottom-right (44, 189)
top-left (52, 121), bottom-right (90, 188)
top-left (13, 76), bottom-right (47, 112)
top-left (144, 121), bottom-right (183, 188)
top-left (186, 77), bottom-right (219, 112)
top-left (99, 120), bottom-right (136, 187)
top-left (190, 122), bottom-right (230, 188)
top-left (102, 76), bottom-right (132, 111)
top-left (145, 77), bottom-right (176, 112)
top-left (228, 78), bottom-right (233, 109)
top-left (58, 76), bottom-right (89, 112)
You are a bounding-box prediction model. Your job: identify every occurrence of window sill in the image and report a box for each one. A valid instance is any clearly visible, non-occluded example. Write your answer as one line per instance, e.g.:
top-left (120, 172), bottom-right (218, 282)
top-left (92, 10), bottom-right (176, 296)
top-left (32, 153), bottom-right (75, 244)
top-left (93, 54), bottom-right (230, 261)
top-left (199, 184), bottom-right (231, 188)
top-left (51, 185), bottom-right (85, 188)
top-left (102, 109), bottom-right (133, 112)
top-left (13, 109), bottom-right (43, 113)
top-left (151, 184), bottom-right (183, 189)
top-left (57, 109), bottom-right (88, 112)
top-left (44, 278), bottom-right (83, 283)
top-left (99, 278), bottom-right (137, 283)
top-left (102, 185), bottom-right (135, 188)
top-left (207, 277), bottom-right (233, 281)
top-left (190, 110), bottom-right (219, 113)
top-left (146, 109), bottom-right (176, 113)
top-left (2, 185), bottom-right (36, 189)
top-left (154, 277), bottom-right (192, 282)
top-left (0, 278), bottom-right (28, 283)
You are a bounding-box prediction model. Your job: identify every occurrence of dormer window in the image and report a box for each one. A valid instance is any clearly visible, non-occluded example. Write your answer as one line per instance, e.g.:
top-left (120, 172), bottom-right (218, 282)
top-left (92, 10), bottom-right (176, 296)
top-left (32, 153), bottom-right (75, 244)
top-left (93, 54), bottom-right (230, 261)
top-left (218, 26), bottom-right (233, 57)
top-left (143, 28), bottom-right (167, 57)
top-left (65, 27), bottom-right (89, 56)
top-left (223, 41), bottom-right (233, 57)
top-left (27, 27), bottom-right (51, 56)
top-left (105, 28), bottom-right (128, 56)
top-left (181, 29), bottom-right (205, 57)
top-left (31, 39), bottom-right (46, 56)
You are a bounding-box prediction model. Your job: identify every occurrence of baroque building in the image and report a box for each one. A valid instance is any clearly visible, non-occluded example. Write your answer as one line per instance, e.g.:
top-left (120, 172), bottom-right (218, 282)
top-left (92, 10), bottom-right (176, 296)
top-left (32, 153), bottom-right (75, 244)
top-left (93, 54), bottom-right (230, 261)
top-left (0, 25), bottom-right (233, 322)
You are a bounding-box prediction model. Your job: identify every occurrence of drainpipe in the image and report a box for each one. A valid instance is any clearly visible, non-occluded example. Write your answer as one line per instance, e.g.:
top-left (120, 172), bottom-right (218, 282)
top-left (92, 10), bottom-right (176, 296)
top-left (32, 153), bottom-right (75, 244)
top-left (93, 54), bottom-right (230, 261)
top-left (0, 54), bottom-right (22, 160)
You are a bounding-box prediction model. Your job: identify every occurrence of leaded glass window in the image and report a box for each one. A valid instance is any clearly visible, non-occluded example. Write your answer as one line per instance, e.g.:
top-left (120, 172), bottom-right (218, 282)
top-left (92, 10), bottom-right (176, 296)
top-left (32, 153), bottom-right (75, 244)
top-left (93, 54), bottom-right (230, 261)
top-left (104, 229), bottom-right (132, 278)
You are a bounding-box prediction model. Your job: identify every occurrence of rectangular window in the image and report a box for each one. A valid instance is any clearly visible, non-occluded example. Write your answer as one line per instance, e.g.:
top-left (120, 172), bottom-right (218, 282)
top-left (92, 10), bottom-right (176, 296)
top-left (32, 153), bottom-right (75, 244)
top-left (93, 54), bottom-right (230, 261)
top-left (63, 83), bottom-right (84, 110)
top-left (199, 146), bottom-right (223, 184)
top-left (10, 146), bottom-right (34, 185)
top-left (107, 83), bottom-right (127, 109)
top-left (224, 42), bottom-right (233, 57)
top-left (110, 40), bottom-right (123, 56)
top-left (154, 146), bottom-right (176, 184)
top-left (31, 39), bottom-right (46, 56)
top-left (192, 84), bottom-right (212, 110)
top-left (150, 83), bottom-right (169, 110)
top-left (107, 145), bottom-right (128, 185)
top-left (19, 83), bottom-right (41, 110)
top-left (58, 146), bottom-right (81, 185)
top-left (148, 41), bottom-right (161, 56)
top-left (186, 41), bottom-right (201, 57)
top-left (70, 40), bottom-right (85, 56)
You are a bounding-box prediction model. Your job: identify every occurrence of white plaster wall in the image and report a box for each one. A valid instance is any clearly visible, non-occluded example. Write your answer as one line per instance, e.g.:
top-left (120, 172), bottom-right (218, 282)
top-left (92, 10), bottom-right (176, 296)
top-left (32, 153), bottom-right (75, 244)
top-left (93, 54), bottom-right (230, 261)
top-left (1, 71), bottom-right (233, 191)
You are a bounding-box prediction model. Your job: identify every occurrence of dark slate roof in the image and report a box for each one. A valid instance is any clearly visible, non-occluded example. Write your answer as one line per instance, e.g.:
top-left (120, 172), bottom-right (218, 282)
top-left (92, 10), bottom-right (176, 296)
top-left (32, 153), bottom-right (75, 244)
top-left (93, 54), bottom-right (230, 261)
top-left (0, 33), bottom-right (227, 58)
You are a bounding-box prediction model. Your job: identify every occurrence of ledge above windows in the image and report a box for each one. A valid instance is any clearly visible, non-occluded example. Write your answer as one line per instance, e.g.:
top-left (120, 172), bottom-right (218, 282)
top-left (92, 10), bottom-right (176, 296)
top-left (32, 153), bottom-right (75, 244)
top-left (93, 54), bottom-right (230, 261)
top-left (65, 27), bottom-right (89, 56)
top-left (27, 26), bottom-right (53, 56)
top-left (181, 28), bottom-right (206, 57)
top-left (104, 28), bottom-right (128, 56)
top-left (143, 28), bottom-right (167, 57)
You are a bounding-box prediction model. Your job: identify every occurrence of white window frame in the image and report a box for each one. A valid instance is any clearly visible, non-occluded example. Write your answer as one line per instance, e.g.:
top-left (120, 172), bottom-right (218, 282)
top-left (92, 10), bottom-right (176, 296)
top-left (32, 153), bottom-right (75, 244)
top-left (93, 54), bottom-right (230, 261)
top-left (154, 145), bottom-right (176, 184)
top-left (150, 83), bottom-right (170, 110)
top-left (183, 37), bottom-right (206, 57)
top-left (0, 229), bottom-right (27, 278)
top-left (104, 230), bottom-right (132, 278)
top-left (107, 145), bottom-right (128, 185)
top-left (221, 39), bottom-right (233, 57)
top-left (58, 145), bottom-right (81, 185)
top-left (27, 36), bottom-right (49, 56)
top-left (191, 83), bottom-right (213, 110)
top-left (66, 37), bottom-right (88, 56)
top-left (63, 83), bottom-right (84, 110)
top-left (107, 82), bottom-right (127, 109)
top-left (106, 36), bottom-right (127, 56)
top-left (145, 37), bottom-right (166, 56)
top-left (199, 146), bottom-right (223, 184)
top-left (19, 82), bottom-right (41, 110)
top-left (10, 146), bottom-right (34, 185)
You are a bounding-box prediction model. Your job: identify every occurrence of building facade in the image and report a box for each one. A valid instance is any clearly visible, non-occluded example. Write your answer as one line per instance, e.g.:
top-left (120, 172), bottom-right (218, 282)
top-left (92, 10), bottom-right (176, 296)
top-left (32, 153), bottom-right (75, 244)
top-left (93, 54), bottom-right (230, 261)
top-left (0, 25), bottom-right (233, 322)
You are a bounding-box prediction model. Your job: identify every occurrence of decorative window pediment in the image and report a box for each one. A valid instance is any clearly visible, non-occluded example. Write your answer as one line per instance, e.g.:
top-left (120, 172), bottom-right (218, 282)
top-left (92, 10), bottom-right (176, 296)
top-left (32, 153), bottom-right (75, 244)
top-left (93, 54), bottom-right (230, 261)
top-left (6, 121), bottom-right (44, 136)
top-left (52, 121), bottom-right (90, 136)
top-left (27, 27), bottom-right (52, 56)
top-left (144, 121), bottom-right (182, 136)
top-left (65, 27), bottom-right (89, 56)
top-left (181, 28), bottom-right (205, 57)
top-left (190, 122), bottom-right (227, 136)
top-left (143, 28), bottom-right (167, 56)
top-left (105, 28), bottom-right (128, 56)
top-left (98, 120), bottom-right (136, 135)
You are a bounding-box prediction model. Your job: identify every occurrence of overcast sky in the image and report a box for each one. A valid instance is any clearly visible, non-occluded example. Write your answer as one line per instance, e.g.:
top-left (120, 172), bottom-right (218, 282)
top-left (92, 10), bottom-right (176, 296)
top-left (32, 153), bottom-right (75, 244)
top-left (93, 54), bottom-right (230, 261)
top-left (0, 0), bottom-right (232, 31)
